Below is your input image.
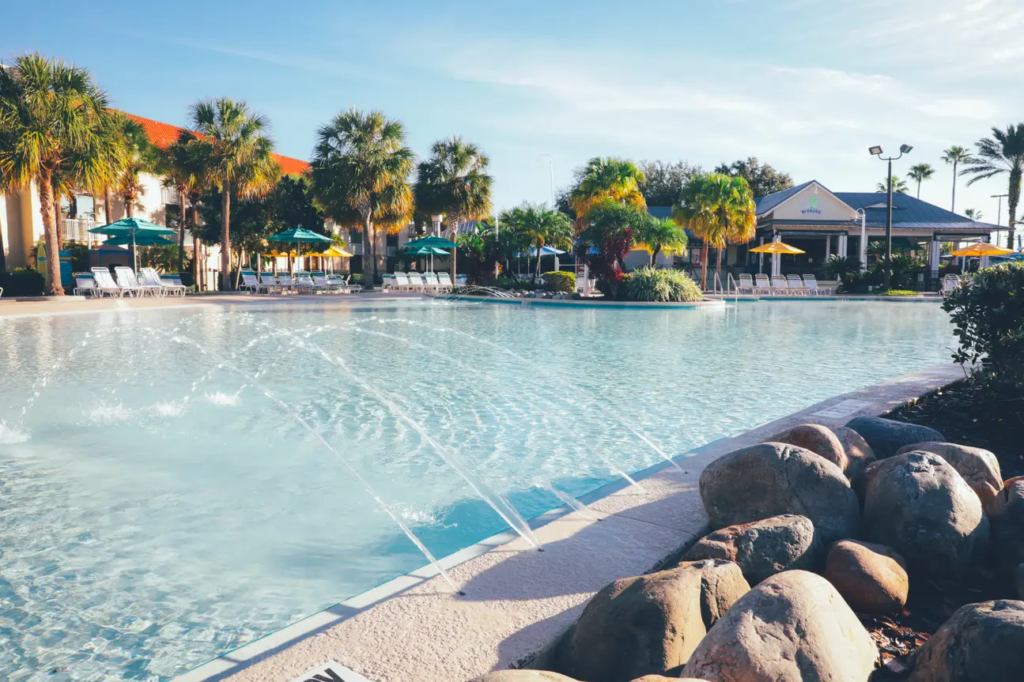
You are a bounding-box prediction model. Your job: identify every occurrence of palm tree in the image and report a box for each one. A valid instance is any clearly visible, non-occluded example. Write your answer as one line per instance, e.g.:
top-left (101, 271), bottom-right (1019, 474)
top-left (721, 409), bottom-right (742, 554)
top-left (186, 98), bottom-right (278, 289)
top-left (117, 117), bottom-right (158, 218)
top-left (876, 176), bottom-right (910, 194)
top-left (310, 108), bottom-right (414, 286)
top-left (907, 163), bottom-right (935, 199)
top-left (500, 204), bottom-right (573, 281)
top-left (965, 208), bottom-right (983, 221)
top-left (942, 146), bottom-right (972, 213)
top-left (673, 174), bottom-right (756, 290)
top-left (568, 157), bottom-right (646, 232)
top-left (961, 124), bottom-right (1024, 249)
top-left (414, 137), bottom-right (493, 236)
top-left (161, 131), bottom-right (213, 273)
top-left (0, 53), bottom-right (114, 295)
top-left (632, 217), bottom-right (688, 267)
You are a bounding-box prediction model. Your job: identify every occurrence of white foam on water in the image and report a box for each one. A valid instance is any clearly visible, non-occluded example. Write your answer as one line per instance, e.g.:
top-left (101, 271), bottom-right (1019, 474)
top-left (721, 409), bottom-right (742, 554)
top-left (205, 392), bottom-right (239, 406)
top-left (0, 421), bottom-right (30, 444)
top-left (85, 402), bottom-right (133, 425)
top-left (151, 401), bottom-right (187, 418)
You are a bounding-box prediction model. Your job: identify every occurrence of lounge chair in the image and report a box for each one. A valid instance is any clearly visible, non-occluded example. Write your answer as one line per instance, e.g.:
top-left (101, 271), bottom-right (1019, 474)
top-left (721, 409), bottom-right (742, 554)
top-left (139, 267), bottom-right (180, 297)
top-left (770, 275), bottom-right (790, 295)
top-left (393, 273), bottom-right (411, 291)
top-left (277, 273), bottom-right (298, 294)
top-left (342, 275), bottom-right (363, 293)
top-left (258, 272), bottom-right (280, 294)
top-left (294, 272), bottom-right (316, 294)
top-left (91, 267), bottom-right (125, 298)
top-left (239, 270), bottom-right (262, 294)
top-left (737, 273), bottom-right (755, 294)
top-left (73, 273), bottom-right (99, 297)
top-left (158, 273), bottom-right (188, 296)
top-left (754, 273), bottom-right (772, 295)
top-left (311, 271), bottom-right (335, 292)
top-left (786, 274), bottom-right (807, 295)
top-left (803, 274), bottom-right (830, 296)
top-left (406, 272), bottom-right (426, 291)
top-left (455, 274), bottom-right (468, 287)
top-left (109, 267), bottom-right (145, 297)
top-left (381, 274), bottom-right (396, 291)
top-left (942, 274), bottom-right (961, 297)
top-left (422, 273), bottom-right (441, 293)
top-left (436, 272), bottom-right (454, 292)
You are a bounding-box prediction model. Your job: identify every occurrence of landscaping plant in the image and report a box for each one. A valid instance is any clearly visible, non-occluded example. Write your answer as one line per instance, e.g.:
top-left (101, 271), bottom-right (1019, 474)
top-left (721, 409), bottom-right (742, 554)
top-left (623, 267), bottom-right (702, 302)
top-left (543, 271), bottom-right (575, 293)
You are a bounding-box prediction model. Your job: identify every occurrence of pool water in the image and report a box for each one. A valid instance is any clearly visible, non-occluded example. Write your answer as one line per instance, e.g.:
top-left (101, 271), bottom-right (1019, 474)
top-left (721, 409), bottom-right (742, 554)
top-left (0, 300), bottom-right (954, 680)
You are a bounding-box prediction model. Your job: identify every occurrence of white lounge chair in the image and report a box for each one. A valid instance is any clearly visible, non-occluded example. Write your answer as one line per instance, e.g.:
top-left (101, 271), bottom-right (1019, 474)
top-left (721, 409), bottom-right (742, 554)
top-left (342, 275), bottom-right (363, 293)
top-left (311, 271), bottom-right (335, 292)
top-left (294, 272), bottom-right (316, 294)
top-left (942, 274), bottom-right (961, 297)
top-left (115, 266), bottom-right (159, 297)
top-left (436, 272), bottom-right (454, 292)
top-left (277, 273), bottom-right (298, 294)
top-left (406, 272), bottom-right (426, 291)
top-left (455, 274), bottom-right (468, 287)
top-left (73, 273), bottom-right (99, 297)
top-left (139, 267), bottom-right (179, 297)
top-left (91, 267), bottom-right (125, 298)
top-left (754, 273), bottom-right (772, 295)
top-left (393, 273), bottom-right (411, 291)
top-left (786, 274), bottom-right (807, 295)
top-left (258, 272), bottom-right (279, 294)
top-left (158, 273), bottom-right (188, 296)
top-left (737, 273), bottom-right (755, 294)
top-left (802, 274), bottom-right (830, 296)
top-left (770, 275), bottom-right (790, 295)
top-left (239, 270), bottom-right (261, 294)
top-left (381, 274), bottom-right (396, 291)
top-left (422, 273), bottom-right (441, 293)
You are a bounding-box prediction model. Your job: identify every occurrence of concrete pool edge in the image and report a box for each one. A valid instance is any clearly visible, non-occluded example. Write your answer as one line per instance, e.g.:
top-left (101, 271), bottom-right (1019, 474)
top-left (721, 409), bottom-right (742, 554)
top-left (174, 363), bottom-right (966, 682)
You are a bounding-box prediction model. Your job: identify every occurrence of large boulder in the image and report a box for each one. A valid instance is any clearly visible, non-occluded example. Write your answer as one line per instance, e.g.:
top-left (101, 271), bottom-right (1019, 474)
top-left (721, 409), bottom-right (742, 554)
top-left (699, 442), bottom-right (860, 543)
top-left (895, 441), bottom-right (1003, 509)
top-left (909, 600), bottom-right (1024, 681)
top-left (529, 560), bottom-right (749, 682)
top-left (682, 570), bottom-right (878, 682)
top-left (823, 540), bottom-right (909, 615)
top-left (472, 674), bottom-right (581, 682)
top-left (988, 480), bottom-right (1024, 585)
top-left (681, 514), bottom-right (821, 584)
top-left (845, 416), bottom-right (943, 459)
top-left (834, 425), bottom-right (876, 486)
top-left (862, 452), bottom-right (989, 578)
top-left (770, 424), bottom-right (848, 471)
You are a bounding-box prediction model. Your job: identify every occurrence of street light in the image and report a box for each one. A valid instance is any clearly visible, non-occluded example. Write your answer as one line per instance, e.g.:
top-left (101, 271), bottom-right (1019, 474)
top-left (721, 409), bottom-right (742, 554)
top-left (537, 154), bottom-right (555, 209)
top-left (869, 143), bottom-right (913, 289)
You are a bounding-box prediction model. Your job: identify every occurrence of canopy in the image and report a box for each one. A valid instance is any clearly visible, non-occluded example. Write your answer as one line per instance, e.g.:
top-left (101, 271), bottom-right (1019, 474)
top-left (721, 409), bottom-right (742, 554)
top-left (951, 243), bottom-right (1014, 257)
top-left (310, 245), bottom-right (354, 258)
top-left (268, 227), bottom-right (335, 245)
top-left (403, 235), bottom-right (458, 249)
top-left (750, 241), bottom-right (806, 255)
top-left (88, 217), bottom-right (177, 270)
top-left (517, 246), bottom-right (567, 257)
top-left (104, 233), bottom-right (175, 247)
top-left (402, 244), bottom-right (450, 256)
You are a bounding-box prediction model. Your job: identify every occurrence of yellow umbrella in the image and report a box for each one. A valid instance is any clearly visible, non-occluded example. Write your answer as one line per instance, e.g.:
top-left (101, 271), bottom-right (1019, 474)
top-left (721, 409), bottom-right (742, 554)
top-left (309, 245), bottom-right (354, 258)
top-left (750, 241), bottom-right (806, 255)
top-left (951, 243), bottom-right (1014, 257)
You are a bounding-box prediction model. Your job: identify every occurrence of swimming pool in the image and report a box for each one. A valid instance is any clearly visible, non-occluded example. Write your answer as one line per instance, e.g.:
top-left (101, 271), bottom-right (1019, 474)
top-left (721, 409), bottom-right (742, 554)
top-left (0, 300), bottom-right (954, 680)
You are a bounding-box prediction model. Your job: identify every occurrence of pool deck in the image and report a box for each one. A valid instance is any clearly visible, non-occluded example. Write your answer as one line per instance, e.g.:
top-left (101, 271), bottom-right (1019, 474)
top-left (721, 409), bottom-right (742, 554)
top-left (173, 363), bottom-right (965, 682)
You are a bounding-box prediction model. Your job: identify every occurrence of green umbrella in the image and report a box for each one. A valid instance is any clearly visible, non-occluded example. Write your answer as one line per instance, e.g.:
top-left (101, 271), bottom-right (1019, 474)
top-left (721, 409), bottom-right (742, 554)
top-left (402, 245), bottom-right (449, 256)
top-left (89, 217), bottom-right (178, 271)
top-left (268, 227), bottom-right (334, 273)
top-left (403, 235), bottom-right (458, 249)
top-left (103, 233), bottom-right (175, 247)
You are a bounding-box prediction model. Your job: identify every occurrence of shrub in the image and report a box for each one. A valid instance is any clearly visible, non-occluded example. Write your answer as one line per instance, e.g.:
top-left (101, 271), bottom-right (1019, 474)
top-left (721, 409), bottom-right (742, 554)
top-left (622, 267), bottom-right (703, 302)
top-left (543, 271), bottom-right (575, 293)
top-left (820, 255), bottom-right (861, 280)
top-left (0, 268), bottom-right (46, 297)
top-left (838, 269), bottom-right (880, 294)
top-left (943, 261), bottom-right (1024, 390)
top-left (881, 289), bottom-right (919, 297)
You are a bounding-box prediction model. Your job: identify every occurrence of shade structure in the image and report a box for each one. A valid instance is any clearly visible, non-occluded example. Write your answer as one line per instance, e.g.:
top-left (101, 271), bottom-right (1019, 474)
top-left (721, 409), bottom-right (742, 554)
top-left (403, 235), bottom-right (458, 249)
top-left (104, 234), bottom-right (175, 247)
top-left (88, 217), bottom-right (178, 270)
top-left (402, 245), bottom-right (449, 256)
top-left (268, 227), bottom-right (335, 272)
top-left (951, 243), bottom-right (1014, 257)
top-left (749, 241), bottom-right (806, 255)
top-left (309, 245), bottom-right (354, 258)
top-left (516, 246), bottom-right (567, 257)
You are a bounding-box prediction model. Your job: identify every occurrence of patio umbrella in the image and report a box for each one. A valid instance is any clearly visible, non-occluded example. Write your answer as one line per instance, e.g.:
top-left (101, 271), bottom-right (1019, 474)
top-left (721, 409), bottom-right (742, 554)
top-left (88, 217), bottom-right (177, 271)
top-left (308, 244), bottom-right (353, 272)
top-left (268, 227), bottom-right (334, 273)
top-left (751, 241), bottom-right (805, 277)
top-left (402, 244), bottom-right (449, 272)
top-left (403, 235), bottom-right (459, 280)
top-left (951, 243), bottom-right (1014, 257)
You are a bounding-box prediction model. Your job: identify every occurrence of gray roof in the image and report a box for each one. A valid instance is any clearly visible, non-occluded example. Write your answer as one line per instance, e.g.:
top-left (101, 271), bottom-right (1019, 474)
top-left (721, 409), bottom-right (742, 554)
top-left (753, 180), bottom-right (816, 215)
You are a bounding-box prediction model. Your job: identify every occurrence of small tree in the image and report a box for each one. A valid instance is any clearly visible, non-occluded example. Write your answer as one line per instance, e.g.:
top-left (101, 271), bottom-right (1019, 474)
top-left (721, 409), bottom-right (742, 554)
top-left (632, 217), bottom-right (688, 267)
top-left (498, 204), bottom-right (573, 282)
top-left (714, 157), bottom-right (793, 197)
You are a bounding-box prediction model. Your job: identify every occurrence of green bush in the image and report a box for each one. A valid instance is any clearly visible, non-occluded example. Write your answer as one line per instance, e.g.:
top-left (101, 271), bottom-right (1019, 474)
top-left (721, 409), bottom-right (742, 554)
top-left (838, 269), bottom-right (882, 294)
top-left (943, 261), bottom-right (1024, 390)
top-left (622, 267), bottom-right (703, 302)
top-left (820, 255), bottom-right (862, 280)
top-left (543, 271), bottom-right (575, 293)
top-left (0, 268), bottom-right (46, 297)
top-left (881, 289), bottom-right (919, 296)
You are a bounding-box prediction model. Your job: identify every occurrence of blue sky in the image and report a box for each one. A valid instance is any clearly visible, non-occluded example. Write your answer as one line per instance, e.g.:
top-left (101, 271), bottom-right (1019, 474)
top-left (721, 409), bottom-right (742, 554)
top-left (4, 0), bottom-right (1024, 222)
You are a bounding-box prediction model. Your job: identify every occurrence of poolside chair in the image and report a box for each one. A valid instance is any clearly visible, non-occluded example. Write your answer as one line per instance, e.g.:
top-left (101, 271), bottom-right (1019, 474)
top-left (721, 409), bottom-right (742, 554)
top-left (138, 267), bottom-right (174, 297)
top-left (422, 272), bottom-right (441, 293)
top-left (754, 273), bottom-right (772, 295)
top-left (737, 273), bottom-right (755, 294)
top-left (311, 271), bottom-right (335, 292)
top-left (406, 272), bottom-right (427, 291)
top-left (942, 274), bottom-right (961, 297)
top-left (73, 273), bottom-right (99, 297)
top-left (239, 270), bottom-right (261, 294)
top-left (157, 273), bottom-right (188, 297)
top-left (455, 274), bottom-right (468, 287)
top-left (91, 267), bottom-right (125, 298)
top-left (381, 274), bottom-right (396, 291)
top-left (436, 272), bottom-right (454, 292)
top-left (295, 272), bottom-right (316, 294)
top-left (770, 275), bottom-right (790, 295)
top-left (786, 274), bottom-right (807, 295)
top-left (393, 272), bottom-right (411, 291)
top-left (802, 274), bottom-right (830, 296)
top-left (277, 273), bottom-right (298, 294)
top-left (258, 272), bottom-right (280, 294)
top-left (112, 267), bottom-right (148, 297)
top-left (343, 275), bottom-right (363, 293)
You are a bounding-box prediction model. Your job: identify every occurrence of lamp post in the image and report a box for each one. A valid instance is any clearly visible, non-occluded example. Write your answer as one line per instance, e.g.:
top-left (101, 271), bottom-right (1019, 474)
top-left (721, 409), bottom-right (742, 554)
top-left (869, 144), bottom-right (913, 290)
top-left (854, 208), bottom-right (868, 271)
top-left (537, 154), bottom-right (555, 209)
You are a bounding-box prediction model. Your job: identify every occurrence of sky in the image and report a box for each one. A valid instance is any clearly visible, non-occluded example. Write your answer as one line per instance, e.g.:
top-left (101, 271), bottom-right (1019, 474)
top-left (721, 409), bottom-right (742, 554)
top-left (4, 0), bottom-right (1024, 223)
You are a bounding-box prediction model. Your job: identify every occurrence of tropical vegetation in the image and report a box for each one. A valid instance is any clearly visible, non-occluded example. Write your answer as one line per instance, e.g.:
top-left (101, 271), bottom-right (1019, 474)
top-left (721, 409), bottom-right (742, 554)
top-left (568, 157), bottom-right (647, 232)
top-left (942, 146), bottom-right (972, 213)
top-left (623, 267), bottom-right (702, 302)
top-left (543, 271), bottom-right (575, 293)
top-left (631, 217), bottom-right (688, 267)
top-left (961, 124), bottom-right (1024, 249)
top-left (907, 163), bottom-right (935, 199)
top-left (497, 204), bottom-right (573, 281)
top-left (413, 137), bottom-right (492, 237)
top-left (876, 176), bottom-right (910, 194)
top-left (575, 200), bottom-right (651, 294)
top-left (713, 158), bottom-right (793, 197)
top-left (637, 160), bottom-right (701, 206)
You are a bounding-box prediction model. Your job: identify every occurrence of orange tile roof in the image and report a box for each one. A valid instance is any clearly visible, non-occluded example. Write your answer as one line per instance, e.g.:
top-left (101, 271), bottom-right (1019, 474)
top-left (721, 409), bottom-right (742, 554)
top-left (123, 113), bottom-right (311, 176)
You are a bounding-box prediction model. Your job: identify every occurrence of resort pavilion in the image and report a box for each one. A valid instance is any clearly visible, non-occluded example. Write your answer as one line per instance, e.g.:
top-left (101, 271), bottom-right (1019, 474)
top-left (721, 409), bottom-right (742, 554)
top-left (642, 181), bottom-right (1001, 286)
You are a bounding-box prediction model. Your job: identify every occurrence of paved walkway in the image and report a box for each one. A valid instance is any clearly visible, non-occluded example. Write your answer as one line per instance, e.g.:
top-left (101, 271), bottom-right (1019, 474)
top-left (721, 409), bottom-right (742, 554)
top-left (175, 363), bottom-right (964, 682)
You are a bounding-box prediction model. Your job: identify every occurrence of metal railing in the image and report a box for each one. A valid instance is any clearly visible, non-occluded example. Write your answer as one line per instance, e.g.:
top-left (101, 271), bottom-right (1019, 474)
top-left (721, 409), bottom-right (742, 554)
top-left (63, 219), bottom-right (99, 245)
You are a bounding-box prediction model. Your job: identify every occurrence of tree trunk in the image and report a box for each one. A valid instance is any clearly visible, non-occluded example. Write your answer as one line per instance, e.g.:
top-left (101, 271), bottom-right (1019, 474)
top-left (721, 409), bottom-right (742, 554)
top-left (716, 247), bottom-right (724, 283)
top-left (104, 186), bottom-right (113, 223)
top-left (700, 242), bottom-right (709, 291)
top-left (951, 160), bottom-right (958, 213)
top-left (1008, 167), bottom-right (1021, 250)
top-left (177, 186), bottom-right (187, 272)
top-left (917, 181), bottom-right (922, 199)
top-left (534, 242), bottom-right (543, 282)
top-left (69, 194), bottom-right (78, 220)
top-left (221, 184), bottom-right (232, 290)
top-left (193, 238), bottom-right (201, 291)
top-left (125, 190), bottom-right (135, 218)
top-left (363, 212), bottom-right (375, 287)
top-left (37, 168), bottom-right (64, 296)
top-left (54, 199), bottom-right (63, 244)
top-left (234, 248), bottom-right (244, 289)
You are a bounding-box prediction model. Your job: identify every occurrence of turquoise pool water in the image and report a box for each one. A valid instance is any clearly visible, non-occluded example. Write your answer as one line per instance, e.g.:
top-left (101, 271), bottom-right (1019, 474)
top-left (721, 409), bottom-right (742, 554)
top-left (0, 300), bottom-right (954, 680)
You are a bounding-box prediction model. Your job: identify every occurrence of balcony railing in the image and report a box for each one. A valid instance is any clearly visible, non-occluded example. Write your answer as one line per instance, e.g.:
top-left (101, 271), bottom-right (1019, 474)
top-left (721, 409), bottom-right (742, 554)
top-left (160, 187), bottom-right (180, 205)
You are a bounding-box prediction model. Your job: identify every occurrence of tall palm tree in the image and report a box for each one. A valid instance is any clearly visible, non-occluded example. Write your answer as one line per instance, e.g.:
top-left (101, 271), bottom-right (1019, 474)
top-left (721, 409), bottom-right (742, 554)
top-left (500, 204), bottom-right (573, 281)
top-left (161, 131), bottom-right (213, 273)
top-left (568, 157), bottom-right (646, 232)
top-left (942, 146), bottom-right (972, 213)
top-left (965, 208), bottom-right (983, 221)
top-left (632, 217), bottom-right (688, 267)
top-left (187, 98), bottom-right (278, 289)
top-left (961, 123), bottom-right (1024, 249)
top-left (0, 53), bottom-right (114, 295)
top-left (907, 163), bottom-right (935, 199)
top-left (117, 117), bottom-right (158, 218)
top-left (673, 174), bottom-right (756, 290)
top-left (414, 136), bottom-right (493, 236)
top-left (876, 176), bottom-right (910, 194)
top-left (310, 108), bottom-right (414, 285)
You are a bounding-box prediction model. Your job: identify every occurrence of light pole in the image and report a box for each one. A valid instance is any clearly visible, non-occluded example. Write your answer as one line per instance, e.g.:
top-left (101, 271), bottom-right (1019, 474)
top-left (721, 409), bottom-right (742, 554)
top-left (537, 154), bottom-right (555, 209)
top-left (854, 208), bottom-right (868, 271)
top-left (869, 144), bottom-right (913, 290)
top-left (991, 193), bottom-right (1008, 226)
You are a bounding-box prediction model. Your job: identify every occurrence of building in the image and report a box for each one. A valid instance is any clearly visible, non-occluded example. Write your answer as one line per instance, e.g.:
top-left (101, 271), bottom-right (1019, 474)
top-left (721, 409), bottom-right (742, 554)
top-left (639, 180), bottom-right (1001, 281)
